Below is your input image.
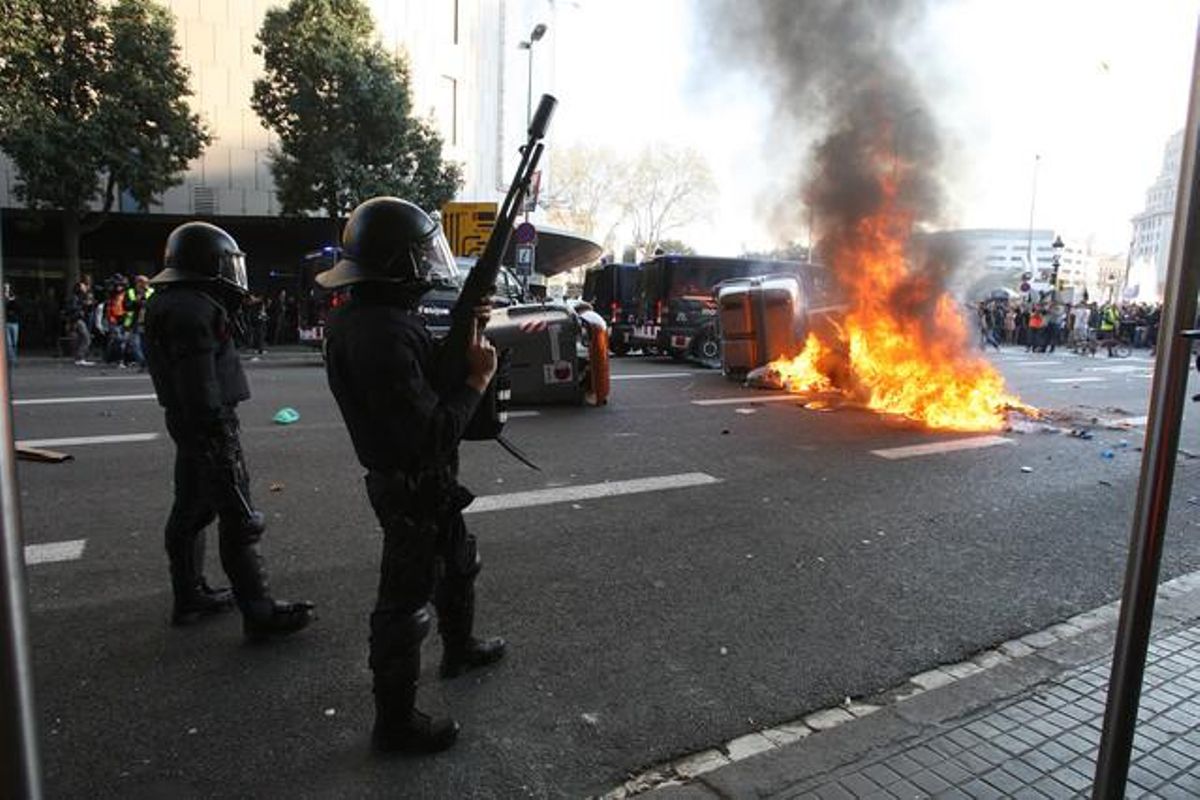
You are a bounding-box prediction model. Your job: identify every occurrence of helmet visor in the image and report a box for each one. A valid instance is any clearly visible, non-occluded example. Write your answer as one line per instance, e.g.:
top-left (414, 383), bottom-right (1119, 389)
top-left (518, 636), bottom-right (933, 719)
top-left (219, 250), bottom-right (249, 293)
top-left (415, 231), bottom-right (459, 286)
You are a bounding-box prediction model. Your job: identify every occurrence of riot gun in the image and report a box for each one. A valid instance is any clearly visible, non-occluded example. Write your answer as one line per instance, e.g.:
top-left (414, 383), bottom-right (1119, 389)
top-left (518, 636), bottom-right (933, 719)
top-left (440, 94), bottom-right (556, 468)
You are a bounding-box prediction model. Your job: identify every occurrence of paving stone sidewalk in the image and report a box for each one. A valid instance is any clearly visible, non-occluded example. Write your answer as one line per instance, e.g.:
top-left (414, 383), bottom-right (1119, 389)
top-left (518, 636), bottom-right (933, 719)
top-left (639, 580), bottom-right (1200, 800)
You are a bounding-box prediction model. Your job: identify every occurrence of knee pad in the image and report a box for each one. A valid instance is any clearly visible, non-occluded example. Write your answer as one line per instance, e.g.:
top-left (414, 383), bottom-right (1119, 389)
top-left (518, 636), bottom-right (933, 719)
top-left (369, 606), bottom-right (431, 669)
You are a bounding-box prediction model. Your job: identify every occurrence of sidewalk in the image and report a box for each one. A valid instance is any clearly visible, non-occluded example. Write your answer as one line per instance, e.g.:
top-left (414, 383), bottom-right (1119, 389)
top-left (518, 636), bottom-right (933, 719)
top-left (625, 573), bottom-right (1200, 799)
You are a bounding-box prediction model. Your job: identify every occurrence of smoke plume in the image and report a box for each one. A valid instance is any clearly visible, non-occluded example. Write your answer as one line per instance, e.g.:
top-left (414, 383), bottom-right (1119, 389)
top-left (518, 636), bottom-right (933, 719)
top-left (698, 0), bottom-right (958, 320)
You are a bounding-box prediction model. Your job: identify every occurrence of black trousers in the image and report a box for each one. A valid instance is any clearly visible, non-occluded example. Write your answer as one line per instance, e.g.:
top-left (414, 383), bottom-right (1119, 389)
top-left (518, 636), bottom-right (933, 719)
top-left (365, 472), bottom-right (480, 673)
top-left (164, 417), bottom-right (269, 609)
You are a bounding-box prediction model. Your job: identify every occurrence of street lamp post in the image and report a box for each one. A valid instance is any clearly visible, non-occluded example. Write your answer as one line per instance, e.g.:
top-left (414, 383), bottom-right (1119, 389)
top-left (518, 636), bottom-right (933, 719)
top-left (1051, 234), bottom-right (1064, 300)
top-left (518, 23), bottom-right (548, 127)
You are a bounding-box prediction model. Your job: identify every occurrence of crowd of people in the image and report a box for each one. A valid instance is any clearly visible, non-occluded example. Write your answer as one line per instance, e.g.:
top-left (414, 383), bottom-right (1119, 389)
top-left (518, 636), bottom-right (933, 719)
top-left (43, 277), bottom-right (300, 367)
top-left (975, 297), bottom-right (1162, 354)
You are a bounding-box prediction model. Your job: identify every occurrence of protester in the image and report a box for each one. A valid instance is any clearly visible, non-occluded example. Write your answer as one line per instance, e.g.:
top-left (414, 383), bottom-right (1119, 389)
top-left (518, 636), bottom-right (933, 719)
top-left (4, 283), bottom-right (19, 366)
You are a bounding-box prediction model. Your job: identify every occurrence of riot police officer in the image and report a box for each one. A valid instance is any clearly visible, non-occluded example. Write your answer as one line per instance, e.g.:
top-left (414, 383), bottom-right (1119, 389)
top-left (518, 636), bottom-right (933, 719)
top-left (145, 221), bottom-right (315, 639)
top-left (320, 197), bottom-right (506, 753)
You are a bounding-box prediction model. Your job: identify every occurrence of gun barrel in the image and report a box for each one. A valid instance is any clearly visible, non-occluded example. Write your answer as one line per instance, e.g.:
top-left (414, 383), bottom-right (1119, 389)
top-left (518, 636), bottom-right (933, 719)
top-left (529, 94), bottom-right (557, 140)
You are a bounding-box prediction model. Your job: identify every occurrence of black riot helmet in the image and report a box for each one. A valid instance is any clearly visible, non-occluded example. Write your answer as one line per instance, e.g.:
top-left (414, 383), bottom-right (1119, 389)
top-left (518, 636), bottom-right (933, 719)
top-left (316, 197), bottom-right (458, 289)
top-left (151, 222), bottom-right (249, 294)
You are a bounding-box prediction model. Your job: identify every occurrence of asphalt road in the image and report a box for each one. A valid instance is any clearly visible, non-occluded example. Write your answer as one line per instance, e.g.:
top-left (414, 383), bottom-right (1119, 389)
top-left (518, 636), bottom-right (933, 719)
top-left (12, 343), bottom-right (1200, 798)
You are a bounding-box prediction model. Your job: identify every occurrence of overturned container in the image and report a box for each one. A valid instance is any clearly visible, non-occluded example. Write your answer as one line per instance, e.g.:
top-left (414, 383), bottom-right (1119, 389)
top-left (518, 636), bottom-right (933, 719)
top-left (485, 304), bottom-right (586, 405)
top-left (717, 274), bottom-right (809, 380)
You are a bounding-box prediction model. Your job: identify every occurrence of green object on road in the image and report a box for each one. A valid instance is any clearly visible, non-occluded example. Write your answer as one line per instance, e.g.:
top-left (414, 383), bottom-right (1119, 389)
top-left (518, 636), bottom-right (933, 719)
top-left (273, 407), bottom-right (300, 425)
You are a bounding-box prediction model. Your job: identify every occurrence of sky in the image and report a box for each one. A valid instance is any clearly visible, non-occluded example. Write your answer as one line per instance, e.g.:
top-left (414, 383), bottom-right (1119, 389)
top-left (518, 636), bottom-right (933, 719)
top-left (546, 0), bottom-right (1200, 257)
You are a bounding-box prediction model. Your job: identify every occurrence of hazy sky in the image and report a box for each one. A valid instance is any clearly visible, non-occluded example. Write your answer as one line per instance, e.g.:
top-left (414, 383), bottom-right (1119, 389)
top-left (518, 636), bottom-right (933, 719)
top-left (548, 0), bottom-right (1200, 256)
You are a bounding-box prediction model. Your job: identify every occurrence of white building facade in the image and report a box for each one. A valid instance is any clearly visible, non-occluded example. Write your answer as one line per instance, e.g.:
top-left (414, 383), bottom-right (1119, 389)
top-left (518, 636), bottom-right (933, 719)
top-left (1128, 130), bottom-right (1183, 302)
top-left (0, 0), bottom-right (557, 218)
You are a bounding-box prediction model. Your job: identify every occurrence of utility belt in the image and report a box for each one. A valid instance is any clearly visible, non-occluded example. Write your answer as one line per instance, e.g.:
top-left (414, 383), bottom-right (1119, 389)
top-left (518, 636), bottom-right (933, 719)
top-left (365, 467), bottom-right (475, 521)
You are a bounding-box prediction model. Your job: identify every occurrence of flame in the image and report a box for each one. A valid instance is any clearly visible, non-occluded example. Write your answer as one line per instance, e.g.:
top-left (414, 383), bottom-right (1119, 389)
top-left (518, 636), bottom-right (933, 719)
top-left (769, 177), bottom-right (1033, 432)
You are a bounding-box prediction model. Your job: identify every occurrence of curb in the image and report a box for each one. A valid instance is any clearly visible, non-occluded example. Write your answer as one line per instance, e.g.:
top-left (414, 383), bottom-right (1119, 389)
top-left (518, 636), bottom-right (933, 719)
top-left (603, 570), bottom-right (1200, 798)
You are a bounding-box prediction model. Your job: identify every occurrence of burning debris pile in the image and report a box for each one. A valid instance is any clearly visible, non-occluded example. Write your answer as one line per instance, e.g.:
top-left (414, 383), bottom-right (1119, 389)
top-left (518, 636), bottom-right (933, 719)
top-left (700, 0), bottom-right (1035, 432)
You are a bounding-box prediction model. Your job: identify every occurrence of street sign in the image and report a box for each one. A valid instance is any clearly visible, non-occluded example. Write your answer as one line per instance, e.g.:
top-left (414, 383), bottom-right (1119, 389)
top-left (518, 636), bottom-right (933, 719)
top-left (515, 221), bottom-right (537, 245)
top-left (1020, 281), bottom-right (1031, 292)
top-left (515, 243), bottom-right (535, 277)
top-left (440, 201), bottom-right (497, 257)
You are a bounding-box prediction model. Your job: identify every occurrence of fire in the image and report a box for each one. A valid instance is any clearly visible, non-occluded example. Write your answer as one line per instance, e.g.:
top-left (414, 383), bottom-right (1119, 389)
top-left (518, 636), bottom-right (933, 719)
top-left (769, 178), bottom-right (1032, 432)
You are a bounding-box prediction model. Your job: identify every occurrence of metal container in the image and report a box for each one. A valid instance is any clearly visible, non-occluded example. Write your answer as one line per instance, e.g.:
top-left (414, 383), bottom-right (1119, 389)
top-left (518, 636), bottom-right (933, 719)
top-left (485, 304), bottom-right (585, 405)
top-left (717, 274), bottom-right (806, 378)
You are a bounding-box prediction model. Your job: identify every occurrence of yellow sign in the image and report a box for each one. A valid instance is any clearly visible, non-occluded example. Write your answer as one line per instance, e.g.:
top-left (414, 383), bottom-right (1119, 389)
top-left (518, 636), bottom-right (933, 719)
top-left (441, 202), bottom-right (498, 257)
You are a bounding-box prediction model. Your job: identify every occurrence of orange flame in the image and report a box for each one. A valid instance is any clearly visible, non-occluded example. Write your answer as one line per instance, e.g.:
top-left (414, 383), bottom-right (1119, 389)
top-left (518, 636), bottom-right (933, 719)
top-left (770, 177), bottom-right (1032, 431)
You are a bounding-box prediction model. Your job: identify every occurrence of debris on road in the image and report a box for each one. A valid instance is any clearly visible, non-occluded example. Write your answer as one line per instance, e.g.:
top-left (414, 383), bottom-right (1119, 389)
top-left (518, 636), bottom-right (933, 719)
top-left (269, 482), bottom-right (285, 492)
top-left (1020, 466), bottom-right (1033, 473)
top-left (16, 445), bottom-right (73, 463)
top-left (581, 713), bottom-right (600, 728)
top-left (272, 407), bottom-right (300, 424)
top-left (1101, 450), bottom-right (1115, 460)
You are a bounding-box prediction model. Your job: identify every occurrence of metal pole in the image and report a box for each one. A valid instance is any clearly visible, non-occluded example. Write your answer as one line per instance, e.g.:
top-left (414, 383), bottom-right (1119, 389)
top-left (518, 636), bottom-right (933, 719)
top-left (1026, 154), bottom-right (1040, 270)
top-left (0, 211), bottom-right (44, 798)
top-left (526, 43), bottom-right (534, 128)
top-left (1093, 19), bottom-right (1200, 799)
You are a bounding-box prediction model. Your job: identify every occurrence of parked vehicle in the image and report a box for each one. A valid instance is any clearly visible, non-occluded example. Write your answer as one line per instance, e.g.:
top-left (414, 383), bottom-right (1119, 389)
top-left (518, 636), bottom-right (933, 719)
top-left (582, 262), bottom-right (641, 355)
top-left (629, 254), bottom-right (834, 366)
top-left (296, 246), bottom-right (340, 347)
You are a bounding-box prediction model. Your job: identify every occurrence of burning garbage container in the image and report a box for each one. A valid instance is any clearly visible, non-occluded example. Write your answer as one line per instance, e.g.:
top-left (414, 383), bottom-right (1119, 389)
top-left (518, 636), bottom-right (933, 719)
top-left (717, 274), bottom-right (807, 379)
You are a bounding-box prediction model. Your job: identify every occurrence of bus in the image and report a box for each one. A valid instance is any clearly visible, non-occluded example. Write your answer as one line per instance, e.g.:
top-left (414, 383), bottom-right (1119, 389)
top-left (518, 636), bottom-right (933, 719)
top-left (629, 254), bottom-right (833, 364)
top-left (581, 262), bottom-right (641, 355)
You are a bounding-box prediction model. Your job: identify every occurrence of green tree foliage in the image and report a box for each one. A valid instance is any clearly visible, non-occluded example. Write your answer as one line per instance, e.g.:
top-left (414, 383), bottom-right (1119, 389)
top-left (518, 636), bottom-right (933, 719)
top-left (251, 0), bottom-right (462, 219)
top-left (0, 0), bottom-right (211, 286)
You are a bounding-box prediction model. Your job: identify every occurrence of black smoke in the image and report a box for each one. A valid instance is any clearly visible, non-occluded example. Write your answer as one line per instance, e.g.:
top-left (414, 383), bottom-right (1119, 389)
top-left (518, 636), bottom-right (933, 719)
top-left (697, 0), bottom-right (960, 322)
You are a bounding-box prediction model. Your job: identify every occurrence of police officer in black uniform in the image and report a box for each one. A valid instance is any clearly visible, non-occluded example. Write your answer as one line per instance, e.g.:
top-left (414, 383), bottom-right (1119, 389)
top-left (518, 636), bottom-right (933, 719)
top-left (146, 221), bottom-right (315, 639)
top-left (320, 197), bottom-right (506, 753)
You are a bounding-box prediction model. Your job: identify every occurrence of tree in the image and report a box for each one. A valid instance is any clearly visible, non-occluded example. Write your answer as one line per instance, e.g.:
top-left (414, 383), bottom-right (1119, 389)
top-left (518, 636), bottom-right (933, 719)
top-left (0, 0), bottom-right (211, 288)
top-left (618, 144), bottom-right (716, 255)
top-left (543, 145), bottom-right (624, 249)
top-left (251, 0), bottom-right (462, 224)
top-left (655, 239), bottom-right (696, 256)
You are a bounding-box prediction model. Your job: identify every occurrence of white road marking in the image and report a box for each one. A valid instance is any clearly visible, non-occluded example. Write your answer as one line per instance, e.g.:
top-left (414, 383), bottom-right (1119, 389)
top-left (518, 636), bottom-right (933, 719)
top-left (612, 372), bottom-right (695, 381)
top-left (24, 539), bottom-right (87, 565)
top-left (691, 394), bottom-right (796, 406)
top-left (1010, 361), bottom-right (1063, 367)
top-left (1083, 365), bottom-right (1143, 373)
top-left (79, 376), bottom-right (151, 382)
top-left (506, 410), bottom-right (540, 418)
top-left (871, 436), bottom-right (1015, 460)
top-left (17, 433), bottom-right (160, 448)
top-left (1046, 377), bottom-right (1107, 384)
top-left (1110, 416), bottom-right (1149, 427)
top-left (464, 472), bottom-right (720, 514)
top-left (13, 393), bottom-right (157, 406)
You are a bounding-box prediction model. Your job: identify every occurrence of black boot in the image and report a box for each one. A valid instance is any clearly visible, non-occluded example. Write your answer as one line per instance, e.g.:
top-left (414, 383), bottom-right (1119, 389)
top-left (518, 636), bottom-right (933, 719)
top-left (243, 599), bottom-right (316, 642)
top-left (172, 579), bottom-right (235, 626)
top-left (219, 512), bottom-right (316, 641)
top-left (371, 608), bottom-right (458, 754)
top-left (436, 582), bottom-right (507, 679)
top-left (440, 636), bottom-right (507, 679)
top-left (168, 531), bottom-right (235, 625)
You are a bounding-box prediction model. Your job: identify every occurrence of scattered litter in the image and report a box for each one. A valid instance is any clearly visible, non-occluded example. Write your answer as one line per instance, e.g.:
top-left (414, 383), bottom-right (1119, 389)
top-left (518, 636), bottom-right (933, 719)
top-left (1020, 466), bottom-right (1033, 473)
top-left (16, 445), bottom-right (73, 464)
top-left (581, 712), bottom-right (600, 727)
top-left (273, 407), bottom-right (300, 425)
top-left (323, 708), bottom-right (336, 717)
top-left (735, 408), bottom-right (757, 415)
top-left (719, 646), bottom-right (729, 656)
top-left (187, 727), bottom-right (198, 735)
top-left (1098, 480), bottom-right (1113, 487)
top-left (720, 429), bottom-right (730, 435)
top-left (1188, 496), bottom-right (1200, 506)
top-left (1067, 429), bottom-right (1094, 440)
top-left (745, 554), bottom-right (754, 559)
top-left (804, 400), bottom-right (831, 411)
top-left (861, 539), bottom-right (871, 545)
top-left (1116, 440), bottom-right (1130, 449)
top-left (571, 503), bottom-right (583, 510)
top-left (1101, 450), bottom-right (1115, 460)
top-left (268, 482), bottom-right (285, 492)
top-left (876, 530), bottom-right (886, 537)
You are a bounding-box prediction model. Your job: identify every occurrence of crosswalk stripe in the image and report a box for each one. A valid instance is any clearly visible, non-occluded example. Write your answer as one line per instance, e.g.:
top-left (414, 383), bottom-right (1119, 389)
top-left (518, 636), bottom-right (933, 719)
top-left (871, 436), bottom-right (1014, 460)
top-left (1011, 361), bottom-right (1063, 367)
top-left (17, 433), bottom-right (160, 448)
top-left (13, 393), bottom-right (157, 406)
top-left (24, 539), bottom-right (87, 565)
top-left (464, 472), bottom-right (720, 514)
top-left (1046, 377), bottom-right (1107, 384)
top-left (691, 394), bottom-right (796, 406)
top-left (613, 372), bottom-right (695, 381)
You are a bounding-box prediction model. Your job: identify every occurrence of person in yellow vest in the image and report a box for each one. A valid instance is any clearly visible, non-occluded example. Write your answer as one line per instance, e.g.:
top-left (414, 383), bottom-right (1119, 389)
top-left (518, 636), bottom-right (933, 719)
top-left (1099, 303), bottom-right (1120, 357)
top-left (122, 275), bottom-right (154, 368)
